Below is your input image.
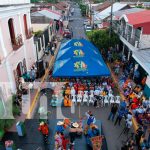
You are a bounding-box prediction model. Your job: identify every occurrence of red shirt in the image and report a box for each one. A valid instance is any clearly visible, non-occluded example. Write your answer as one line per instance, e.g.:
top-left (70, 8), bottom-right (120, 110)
top-left (38, 124), bottom-right (49, 135)
top-left (131, 103), bottom-right (138, 110)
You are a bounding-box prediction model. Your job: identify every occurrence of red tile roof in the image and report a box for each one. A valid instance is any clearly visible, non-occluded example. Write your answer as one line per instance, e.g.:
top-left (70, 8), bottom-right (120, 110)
top-left (94, 1), bottom-right (111, 12)
top-left (55, 3), bottom-right (66, 11)
top-left (126, 10), bottom-right (150, 34)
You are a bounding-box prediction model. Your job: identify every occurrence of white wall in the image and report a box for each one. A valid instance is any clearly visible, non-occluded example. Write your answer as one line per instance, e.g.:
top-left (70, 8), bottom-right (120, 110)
top-left (140, 34), bottom-right (150, 49)
top-left (0, 0), bottom-right (30, 5)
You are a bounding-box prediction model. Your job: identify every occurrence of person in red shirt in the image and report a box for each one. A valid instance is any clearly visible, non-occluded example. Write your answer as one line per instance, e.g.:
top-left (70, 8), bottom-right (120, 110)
top-left (61, 133), bottom-right (69, 150)
top-left (38, 122), bottom-right (49, 144)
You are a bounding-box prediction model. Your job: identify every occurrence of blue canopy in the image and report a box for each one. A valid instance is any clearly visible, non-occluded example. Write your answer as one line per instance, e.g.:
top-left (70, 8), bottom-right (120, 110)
top-left (52, 39), bottom-right (110, 77)
top-left (56, 46), bottom-right (100, 61)
top-left (60, 39), bottom-right (99, 52)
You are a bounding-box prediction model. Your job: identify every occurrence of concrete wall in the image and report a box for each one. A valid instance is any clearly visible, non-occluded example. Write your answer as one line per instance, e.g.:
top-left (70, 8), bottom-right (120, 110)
top-left (140, 34), bottom-right (150, 49)
top-left (0, 5), bottom-right (36, 99)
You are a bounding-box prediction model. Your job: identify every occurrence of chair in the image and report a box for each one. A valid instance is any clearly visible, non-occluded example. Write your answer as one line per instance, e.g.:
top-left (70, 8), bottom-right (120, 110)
top-left (108, 89), bottom-right (113, 96)
top-left (82, 94), bottom-right (89, 105)
top-left (90, 90), bottom-right (94, 96)
top-left (103, 95), bottom-right (109, 106)
top-left (84, 90), bottom-right (88, 95)
top-left (89, 95), bottom-right (94, 106)
top-left (115, 95), bottom-right (120, 104)
top-left (71, 88), bottom-right (76, 95)
top-left (71, 95), bottom-right (76, 105)
top-left (77, 94), bottom-right (82, 104)
top-left (109, 95), bottom-right (115, 105)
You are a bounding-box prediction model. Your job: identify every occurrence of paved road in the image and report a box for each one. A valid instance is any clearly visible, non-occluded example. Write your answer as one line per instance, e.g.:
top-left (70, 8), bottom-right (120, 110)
top-left (0, 5), bottom-right (131, 150)
top-left (69, 5), bottom-right (86, 39)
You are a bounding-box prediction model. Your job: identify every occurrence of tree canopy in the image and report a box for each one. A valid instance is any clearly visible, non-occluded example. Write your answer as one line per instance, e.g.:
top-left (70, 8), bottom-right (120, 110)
top-left (86, 29), bottom-right (119, 50)
top-left (31, 0), bottom-right (58, 3)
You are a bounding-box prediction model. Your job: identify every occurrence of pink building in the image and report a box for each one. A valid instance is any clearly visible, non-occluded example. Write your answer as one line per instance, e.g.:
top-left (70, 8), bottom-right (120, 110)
top-left (0, 0), bottom-right (36, 99)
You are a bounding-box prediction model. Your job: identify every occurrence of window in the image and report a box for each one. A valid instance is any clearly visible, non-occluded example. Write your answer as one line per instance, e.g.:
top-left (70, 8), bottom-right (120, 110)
top-left (23, 14), bottom-right (28, 37)
top-left (8, 18), bottom-right (15, 44)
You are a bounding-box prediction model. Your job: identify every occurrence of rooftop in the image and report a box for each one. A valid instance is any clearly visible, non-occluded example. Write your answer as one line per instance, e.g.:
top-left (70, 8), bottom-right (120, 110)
top-left (0, 0), bottom-right (30, 6)
top-left (132, 49), bottom-right (150, 75)
top-left (95, 2), bottom-right (128, 20)
top-left (31, 8), bottom-right (61, 20)
top-left (125, 10), bottom-right (150, 34)
top-left (113, 8), bottom-right (145, 20)
top-left (94, 1), bottom-right (111, 11)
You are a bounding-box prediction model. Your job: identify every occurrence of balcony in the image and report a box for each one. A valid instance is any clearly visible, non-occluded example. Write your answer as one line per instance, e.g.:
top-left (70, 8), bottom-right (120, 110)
top-left (26, 28), bottom-right (33, 39)
top-left (0, 0), bottom-right (30, 5)
top-left (12, 34), bottom-right (23, 51)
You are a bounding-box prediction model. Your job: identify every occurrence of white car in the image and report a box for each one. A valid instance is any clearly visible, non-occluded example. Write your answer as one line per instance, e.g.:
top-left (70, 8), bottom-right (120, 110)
top-left (85, 25), bottom-right (92, 32)
top-left (83, 19), bottom-right (90, 25)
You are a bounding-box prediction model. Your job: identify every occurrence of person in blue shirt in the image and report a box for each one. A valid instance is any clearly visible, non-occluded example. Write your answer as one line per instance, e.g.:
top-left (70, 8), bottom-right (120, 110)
top-left (56, 121), bottom-right (64, 133)
top-left (114, 108), bottom-right (125, 126)
top-left (86, 124), bottom-right (100, 146)
top-left (120, 100), bottom-right (127, 110)
top-left (85, 111), bottom-right (96, 126)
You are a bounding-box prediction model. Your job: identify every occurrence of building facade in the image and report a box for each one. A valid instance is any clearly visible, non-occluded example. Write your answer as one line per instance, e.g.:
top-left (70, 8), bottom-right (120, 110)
top-left (113, 10), bottom-right (150, 97)
top-left (0, 0), bottom-right (36, 99)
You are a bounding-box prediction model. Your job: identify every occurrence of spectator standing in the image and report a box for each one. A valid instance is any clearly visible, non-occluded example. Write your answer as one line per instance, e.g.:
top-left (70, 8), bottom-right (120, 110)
top-left (135, 126), bottom-right (144, 149)
top-left (85, 111), bottom-right (96, 126)
top-left (108, 104), bottom-right (118, 121)
top-left (38, 122), bottom-right (49, 144)
top-left (123, 119), bottom-right (132, 136)
top-left (114, 108), bottom-right (125, 126)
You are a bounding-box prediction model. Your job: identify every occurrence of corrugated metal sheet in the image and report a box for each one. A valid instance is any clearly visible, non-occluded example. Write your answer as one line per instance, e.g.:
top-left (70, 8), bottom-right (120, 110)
top-left (95, 2), bottom-right (128, 20)
top-left (31, 9), bottom-right (61, 20)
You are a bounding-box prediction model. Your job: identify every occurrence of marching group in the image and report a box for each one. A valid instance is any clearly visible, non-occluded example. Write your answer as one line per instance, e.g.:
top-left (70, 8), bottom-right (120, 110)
top-left (38, 110), bottom-right (101, 150)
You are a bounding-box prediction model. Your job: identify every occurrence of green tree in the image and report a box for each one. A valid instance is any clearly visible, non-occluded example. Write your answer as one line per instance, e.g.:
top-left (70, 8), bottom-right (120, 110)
top-left (31, 0), bottom-right (58, 3)
top-left (86, 29), bottom-right (119, 50)
top-left (79, 4), bottom-right (88, 16)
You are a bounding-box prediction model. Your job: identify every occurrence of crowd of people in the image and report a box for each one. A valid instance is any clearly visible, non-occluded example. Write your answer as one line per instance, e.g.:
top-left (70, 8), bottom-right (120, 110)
top-left (60, 77), bottom-right (117, 107)
top-left (37, 110), bottom-right (102, 150)
top-left (105, 48), bottom-right (150, 149)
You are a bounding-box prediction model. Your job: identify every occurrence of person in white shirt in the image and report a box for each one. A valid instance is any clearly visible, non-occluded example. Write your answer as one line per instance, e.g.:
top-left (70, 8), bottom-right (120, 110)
top-left (94, 89), bottom-right (100, 96)
top-left (123, 119), bottom-right (132, 135)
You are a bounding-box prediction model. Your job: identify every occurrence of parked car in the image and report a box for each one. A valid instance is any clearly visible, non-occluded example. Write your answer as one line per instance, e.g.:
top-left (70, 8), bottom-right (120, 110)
top-left (63, 29), bottom-right (72, 39)
top-left (85, 25), bottom-right (92, 32)
top-left (83, 19), bottom-right (90, 25)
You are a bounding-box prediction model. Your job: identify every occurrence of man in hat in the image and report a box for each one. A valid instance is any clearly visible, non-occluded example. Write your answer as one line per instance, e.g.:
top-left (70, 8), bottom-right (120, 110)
top-left (38, 122), bottom-right (49, 144)
top-left (69, 122), bottom-right (79, 144)
top-left (56, 121), bottom-right (65, 134)
top-left (85, 111), bottom-right (96, 126)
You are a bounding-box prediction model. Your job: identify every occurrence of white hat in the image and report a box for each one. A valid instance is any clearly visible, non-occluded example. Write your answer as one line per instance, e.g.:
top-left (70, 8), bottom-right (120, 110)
top-left (72, 122), bottom-right (79, 128)
top-left (57, 121), bottom-right (64, 125)
top-left (40, 122), bottom-right (44, 126)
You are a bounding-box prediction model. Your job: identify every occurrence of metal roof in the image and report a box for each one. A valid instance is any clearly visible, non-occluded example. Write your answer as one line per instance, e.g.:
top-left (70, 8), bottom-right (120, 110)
top-left (31, 8), bottom-right (61, 20)
top-left (132, 49), bottom-right (150, 75)
top-left (113, 8), bottom-right (145, 18)
top-left (94, 2), bottom-right (128, 20)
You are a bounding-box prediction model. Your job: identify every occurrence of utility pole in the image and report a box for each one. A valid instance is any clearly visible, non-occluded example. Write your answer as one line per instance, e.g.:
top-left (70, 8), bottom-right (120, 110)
top-left (109, 0), bottom-right (113, 37)
top-left (90, 0), bottom-right (92, 26)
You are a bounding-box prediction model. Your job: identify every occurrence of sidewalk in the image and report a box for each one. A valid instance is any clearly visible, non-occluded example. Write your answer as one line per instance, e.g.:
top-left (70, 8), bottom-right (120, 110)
top-left (8, 36), bottom-right (62, 132)
top-left (107, 63), bottom-right (138, 132)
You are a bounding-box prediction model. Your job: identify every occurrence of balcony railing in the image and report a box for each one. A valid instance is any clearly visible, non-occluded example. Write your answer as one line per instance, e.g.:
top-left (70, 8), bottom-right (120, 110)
top-left (12, 34), bottom-right (23, 51)
top-left (26, 28), bottom-right (33, 39)
top-left (112, 22), bottom-right (140, 48)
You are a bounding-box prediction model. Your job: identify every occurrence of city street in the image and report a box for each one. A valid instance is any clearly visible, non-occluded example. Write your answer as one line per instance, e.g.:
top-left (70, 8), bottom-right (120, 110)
top-left (1, 4), bottom-right (130, 150)
top-left (69, 5), bottom-right (86, 39)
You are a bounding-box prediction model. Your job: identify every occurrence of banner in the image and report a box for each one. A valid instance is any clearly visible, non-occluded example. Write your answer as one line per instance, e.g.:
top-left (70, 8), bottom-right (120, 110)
top-left (90, 136), bottom-right (103, 150)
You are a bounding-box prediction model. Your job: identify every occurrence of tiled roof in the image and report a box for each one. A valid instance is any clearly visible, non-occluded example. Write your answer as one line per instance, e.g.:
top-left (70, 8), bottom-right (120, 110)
top-left (94, 1), bottom-right (111, 12)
